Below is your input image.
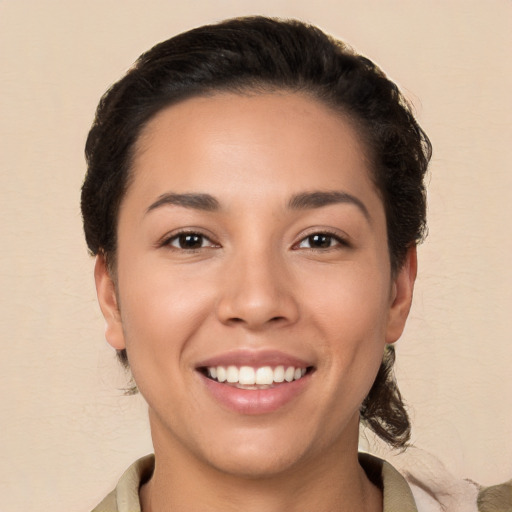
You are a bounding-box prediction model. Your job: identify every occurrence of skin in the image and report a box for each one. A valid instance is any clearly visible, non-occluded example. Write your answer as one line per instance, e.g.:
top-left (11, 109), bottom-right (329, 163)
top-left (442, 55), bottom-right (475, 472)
top-left (95, 91), bottom-right (416, 512)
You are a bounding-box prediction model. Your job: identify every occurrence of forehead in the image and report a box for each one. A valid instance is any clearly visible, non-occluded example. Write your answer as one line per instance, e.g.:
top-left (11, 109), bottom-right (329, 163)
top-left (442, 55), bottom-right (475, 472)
top-left (127, 91), bottom-right (381, 213)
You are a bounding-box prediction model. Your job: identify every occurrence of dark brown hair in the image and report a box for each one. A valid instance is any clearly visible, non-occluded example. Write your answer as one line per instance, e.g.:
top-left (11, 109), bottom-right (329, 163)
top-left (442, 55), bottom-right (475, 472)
top-left (82, 16), bottom-right (431, 448)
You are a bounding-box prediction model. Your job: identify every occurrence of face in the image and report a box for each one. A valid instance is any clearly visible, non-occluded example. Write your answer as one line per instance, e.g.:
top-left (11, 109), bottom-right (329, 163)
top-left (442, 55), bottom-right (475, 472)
top-left (96, 91), bottom-right (415, 478)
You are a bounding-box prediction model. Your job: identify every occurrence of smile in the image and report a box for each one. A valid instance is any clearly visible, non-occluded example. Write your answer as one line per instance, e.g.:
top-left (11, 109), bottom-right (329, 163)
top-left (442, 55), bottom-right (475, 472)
top-left (204, 365), bottom-right (309, 389)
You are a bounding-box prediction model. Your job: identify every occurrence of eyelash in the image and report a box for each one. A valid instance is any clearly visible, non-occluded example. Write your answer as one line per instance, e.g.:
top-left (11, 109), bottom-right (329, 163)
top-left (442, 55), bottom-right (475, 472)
top-left (160, 230), bottom-right (219, 252)
top-left (293, 231), bottom-right (350, 251)
top-left (160, 229), bottom-right (349, 252)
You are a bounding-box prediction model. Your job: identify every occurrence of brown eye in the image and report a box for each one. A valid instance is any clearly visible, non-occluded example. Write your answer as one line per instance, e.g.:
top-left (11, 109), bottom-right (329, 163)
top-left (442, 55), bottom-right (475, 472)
top-left (167, 232), bottom-right (215, 250)
top-left (296, 232), bottom-right (346, 250)
top-left (179, 234), bottom-right (203, 249)
top-left (307, 234), bottom-right (333, 248)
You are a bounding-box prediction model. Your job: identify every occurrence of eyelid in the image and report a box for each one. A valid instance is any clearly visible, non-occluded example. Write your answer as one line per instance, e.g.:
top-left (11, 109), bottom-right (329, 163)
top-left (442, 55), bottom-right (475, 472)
top-left (292, 228), bottom-right (352, 250)
top-left (156, 227), bottom-right (351, 251)
top-left (157, 228), bottom-right (220, 250)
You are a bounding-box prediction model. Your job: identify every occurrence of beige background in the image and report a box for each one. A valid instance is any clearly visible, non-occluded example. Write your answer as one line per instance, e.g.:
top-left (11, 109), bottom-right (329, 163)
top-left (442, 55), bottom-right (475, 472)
top-left (1, 1), bottom-right (511, 510)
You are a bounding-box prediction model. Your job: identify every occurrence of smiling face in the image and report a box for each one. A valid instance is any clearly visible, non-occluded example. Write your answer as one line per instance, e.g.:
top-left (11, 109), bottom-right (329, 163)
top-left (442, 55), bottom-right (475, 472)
top-left (95, 91), bottom-right (415, 478)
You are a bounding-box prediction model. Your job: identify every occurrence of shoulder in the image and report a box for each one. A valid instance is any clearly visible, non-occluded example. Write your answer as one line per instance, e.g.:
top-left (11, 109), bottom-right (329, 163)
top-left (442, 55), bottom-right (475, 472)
top-left (359, 450), bottom-right (485, 512)
top-left (380, 447), bottom-right (482, 512)
top-left (360, 452), bottom-right (419, 512)
top-left (91, 490), bottom-right (117, 512)
top-left (90, 454), bottom-right (155, 512)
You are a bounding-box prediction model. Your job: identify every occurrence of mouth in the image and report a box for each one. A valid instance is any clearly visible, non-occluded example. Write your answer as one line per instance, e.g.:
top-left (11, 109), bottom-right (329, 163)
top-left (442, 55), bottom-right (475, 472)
top-left (195, 351), bottom-right (315, 414)
top-left (199, 365), bottom-right (314, 390)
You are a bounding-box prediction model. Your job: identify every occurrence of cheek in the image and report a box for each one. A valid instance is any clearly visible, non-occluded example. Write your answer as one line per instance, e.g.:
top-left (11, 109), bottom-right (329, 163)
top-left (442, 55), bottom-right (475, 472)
top-left (301, 261), bottom-right (391, 382)
top-left (303, 260), bottom-right (391, 335)
top-left (116, 269), bottom-right (218, 410)
top-left (116, 259), bottom-right (215, 364)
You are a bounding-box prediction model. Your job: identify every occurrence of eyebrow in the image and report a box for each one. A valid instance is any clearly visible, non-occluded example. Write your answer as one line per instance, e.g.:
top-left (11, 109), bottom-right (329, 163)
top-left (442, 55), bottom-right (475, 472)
top-left (146, 193), bottom-right (220, 214)
top-left (145, 190), bottom-right (370, 220)
top-left (288, 191), bottom-right (370, 221)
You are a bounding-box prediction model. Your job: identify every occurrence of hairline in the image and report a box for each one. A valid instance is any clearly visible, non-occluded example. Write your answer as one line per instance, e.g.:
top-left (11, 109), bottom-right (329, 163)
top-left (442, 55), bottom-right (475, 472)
top-left (104, 85), bottom-right (390, 276)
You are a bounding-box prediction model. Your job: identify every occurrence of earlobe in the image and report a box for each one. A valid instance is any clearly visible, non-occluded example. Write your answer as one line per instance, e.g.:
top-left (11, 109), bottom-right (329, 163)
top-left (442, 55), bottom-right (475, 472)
top-left (94, 254), bottom-right (126, 350)
top-left (385, 247), bottom-right (417, 344)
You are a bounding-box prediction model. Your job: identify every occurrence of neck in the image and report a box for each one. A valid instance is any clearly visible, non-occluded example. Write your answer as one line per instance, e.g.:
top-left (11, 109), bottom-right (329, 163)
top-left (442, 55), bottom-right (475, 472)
top-left (140, 412), bottom-right (382, 512)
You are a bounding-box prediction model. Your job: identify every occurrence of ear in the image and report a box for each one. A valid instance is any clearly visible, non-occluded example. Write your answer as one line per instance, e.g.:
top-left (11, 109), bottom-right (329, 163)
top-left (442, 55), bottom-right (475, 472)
top-left (385, 246), bottom-right (417, 344)
top-left (94, 254), bottom-right (126, 350)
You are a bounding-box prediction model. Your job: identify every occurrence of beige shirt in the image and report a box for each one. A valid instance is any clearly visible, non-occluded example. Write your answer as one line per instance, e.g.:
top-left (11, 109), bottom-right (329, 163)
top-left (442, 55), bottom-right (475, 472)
top-left (91, 453), bottom-right (418, 512)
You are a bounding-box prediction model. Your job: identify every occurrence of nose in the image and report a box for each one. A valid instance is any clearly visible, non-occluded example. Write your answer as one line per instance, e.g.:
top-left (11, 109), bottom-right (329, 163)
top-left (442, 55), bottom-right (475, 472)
top-left (216, 249), bottom-right (300, 330)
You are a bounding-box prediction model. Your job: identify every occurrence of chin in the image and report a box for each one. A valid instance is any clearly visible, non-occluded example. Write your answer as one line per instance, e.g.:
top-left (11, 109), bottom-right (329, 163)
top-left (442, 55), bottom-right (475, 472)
top-left (203, 443), bottom-right (309, 479)
top-left (193, 420), bottom-right (342, 479)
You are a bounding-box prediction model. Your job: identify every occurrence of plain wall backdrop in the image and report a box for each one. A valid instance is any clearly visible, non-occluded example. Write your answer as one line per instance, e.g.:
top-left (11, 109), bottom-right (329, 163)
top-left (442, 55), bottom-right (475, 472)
top-left (1, 1), bottom-right (511, 510)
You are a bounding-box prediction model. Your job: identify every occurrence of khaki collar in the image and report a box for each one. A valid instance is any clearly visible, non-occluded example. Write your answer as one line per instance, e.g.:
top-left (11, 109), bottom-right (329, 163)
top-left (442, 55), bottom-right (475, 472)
top-left (94, 452), bottom-right (418, 512)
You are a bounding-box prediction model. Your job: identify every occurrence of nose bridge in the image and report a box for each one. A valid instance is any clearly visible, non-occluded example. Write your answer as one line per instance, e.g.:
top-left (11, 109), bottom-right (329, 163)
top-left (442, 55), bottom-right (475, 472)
top-left (216, 241), bottom-right (298, 329)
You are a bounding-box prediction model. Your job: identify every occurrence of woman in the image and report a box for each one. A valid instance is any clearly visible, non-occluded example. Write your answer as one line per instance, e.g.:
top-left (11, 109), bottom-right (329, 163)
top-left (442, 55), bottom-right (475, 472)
top-left (83, 16), bottom-right (430, 511)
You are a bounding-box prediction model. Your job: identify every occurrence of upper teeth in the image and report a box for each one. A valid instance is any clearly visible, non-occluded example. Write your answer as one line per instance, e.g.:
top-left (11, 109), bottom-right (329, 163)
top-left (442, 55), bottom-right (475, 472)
top-left (208, 365), bottom-right (307, 385)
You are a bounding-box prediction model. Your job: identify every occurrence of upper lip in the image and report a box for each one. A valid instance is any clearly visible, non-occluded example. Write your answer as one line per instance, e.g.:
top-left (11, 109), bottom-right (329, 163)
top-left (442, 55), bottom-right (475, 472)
top-left (195, 349), bottom-right (314, 369)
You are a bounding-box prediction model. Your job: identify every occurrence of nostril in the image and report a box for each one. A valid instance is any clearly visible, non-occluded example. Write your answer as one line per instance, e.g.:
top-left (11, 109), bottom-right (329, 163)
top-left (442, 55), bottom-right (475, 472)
top-left (227, 316), bottom-right (285, 326)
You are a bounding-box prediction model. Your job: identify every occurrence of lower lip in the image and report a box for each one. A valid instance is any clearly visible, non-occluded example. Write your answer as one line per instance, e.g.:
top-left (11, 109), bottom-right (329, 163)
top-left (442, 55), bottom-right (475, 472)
top-left (200, 373), bottom-right (311, 415)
